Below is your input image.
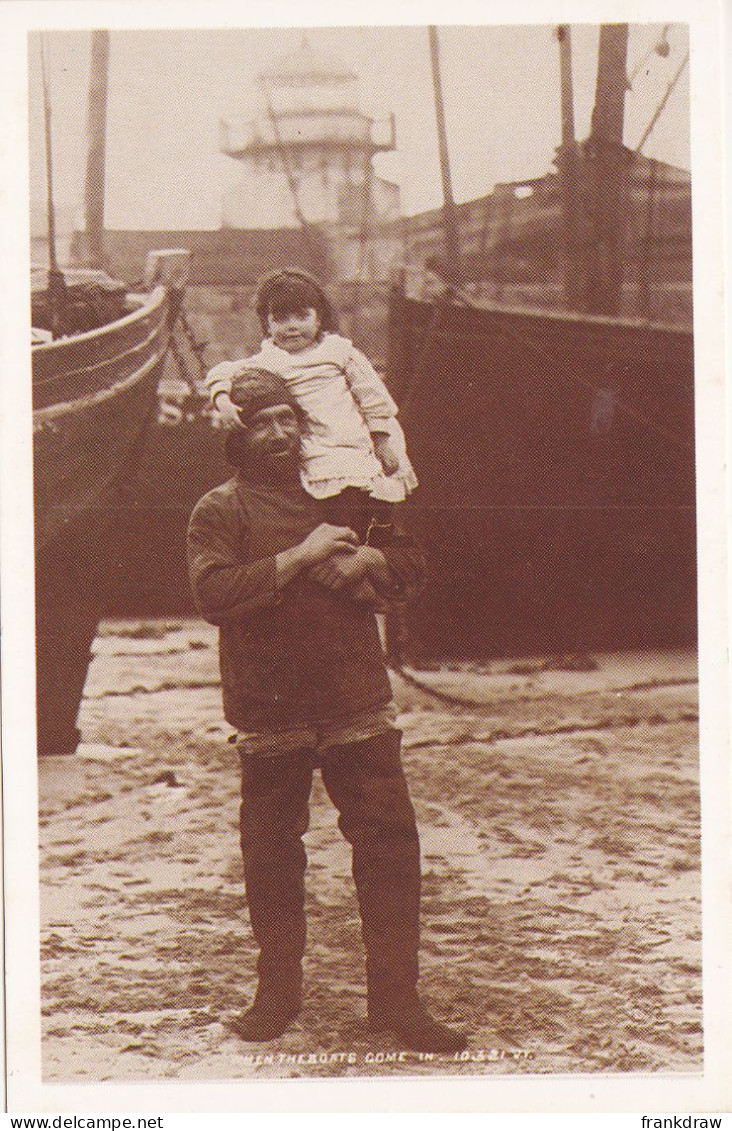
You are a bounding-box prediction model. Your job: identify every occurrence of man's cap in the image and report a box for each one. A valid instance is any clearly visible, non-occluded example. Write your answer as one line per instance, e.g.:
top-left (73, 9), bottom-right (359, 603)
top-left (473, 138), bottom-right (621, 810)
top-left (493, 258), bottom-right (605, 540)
top-left (229, 368), bottom-right (298, 425)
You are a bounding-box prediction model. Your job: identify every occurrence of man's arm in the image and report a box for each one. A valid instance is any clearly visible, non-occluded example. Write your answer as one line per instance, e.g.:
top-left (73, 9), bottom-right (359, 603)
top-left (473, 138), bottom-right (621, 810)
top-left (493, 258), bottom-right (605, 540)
top-left (308, 510), bottom-right (425, 602)
top-left (187, 494), bottom-right (275, 625)
top-left (275, 525), bottom-right (359, 588)
top-left (187, 493), bottom-right (357, 625)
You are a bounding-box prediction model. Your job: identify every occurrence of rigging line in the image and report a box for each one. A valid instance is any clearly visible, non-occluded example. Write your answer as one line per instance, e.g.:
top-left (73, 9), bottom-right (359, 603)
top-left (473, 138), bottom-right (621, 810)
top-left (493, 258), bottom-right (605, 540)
top-left (634, 50), bottom-right (689, 153)
top-left (397, 298), bottom-right (445, 418)
top-left (165, 330), bottom-right (197, 392)
top-left (349, 160), bottom-right (375, 346)
top-left (397, 258), bottom-right (482, 414)
top-left (628, 23), bottom-right (670, 85)
top-left (177, 308), bottom-right (209, 378)
top-left (39, 35), bottom-right (58, 275)
top-left (258, 67), bottom-right (321, 270)
top-left (39, 33), bottom-right (68, 342)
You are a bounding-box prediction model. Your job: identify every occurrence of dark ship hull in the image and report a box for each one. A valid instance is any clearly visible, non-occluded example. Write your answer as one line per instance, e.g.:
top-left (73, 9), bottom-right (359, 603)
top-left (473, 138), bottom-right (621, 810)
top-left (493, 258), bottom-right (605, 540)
top-left (387, 290), bottom-right (696, 659)
top-left (33, 286), bottom-right (171, 756)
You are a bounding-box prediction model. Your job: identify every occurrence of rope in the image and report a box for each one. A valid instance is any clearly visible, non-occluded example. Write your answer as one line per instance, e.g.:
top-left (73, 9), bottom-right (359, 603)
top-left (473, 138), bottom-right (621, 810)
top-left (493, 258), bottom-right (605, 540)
top-left (178, 308), bottom-right (209, 377)
top-left (628, 24), bottom-right (671, 86)
top-left (393, 663), bottom-right (698, 715)
top-left (348, 164), bottom-right (375, 345)
top-left (635, 51), bottom-right (689, 153)
top-left (165, 331), bottom-right (197, 391)
top-left (258, 68), bottom-right (323, 275)
top-left (158, 297), bottom-right (209, 393)
top-left (394, 665), bottom-right (495, 709)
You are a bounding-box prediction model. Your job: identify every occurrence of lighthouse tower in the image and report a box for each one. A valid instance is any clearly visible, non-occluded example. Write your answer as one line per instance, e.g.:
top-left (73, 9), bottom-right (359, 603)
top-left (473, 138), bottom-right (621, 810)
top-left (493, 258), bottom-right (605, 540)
top-left (219, 35), bottom-right (400, 242)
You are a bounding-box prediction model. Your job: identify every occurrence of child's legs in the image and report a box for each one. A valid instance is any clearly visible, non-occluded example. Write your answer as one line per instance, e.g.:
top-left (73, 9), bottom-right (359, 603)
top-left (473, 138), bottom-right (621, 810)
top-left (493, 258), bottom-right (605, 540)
top-left (364, 498), bottom-right (395, 547)
top-left (317, 490), bottom-right (395, 605)
top-left (318, 488), bottom-right (396, 545)
top-left (319, 487), bottom-right (373, 543)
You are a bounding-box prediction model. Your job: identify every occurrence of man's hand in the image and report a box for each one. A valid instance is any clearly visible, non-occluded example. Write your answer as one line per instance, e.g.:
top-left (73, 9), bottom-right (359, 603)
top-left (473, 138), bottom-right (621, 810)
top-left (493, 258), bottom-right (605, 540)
top-left (276, 524), bottom-right (358, 591)
top-left (309, 545), bottom-right (384, 592)
top-left (300, 524), bottom-right (359, 567)
top-left (371, 432), bottom-right (400, 476)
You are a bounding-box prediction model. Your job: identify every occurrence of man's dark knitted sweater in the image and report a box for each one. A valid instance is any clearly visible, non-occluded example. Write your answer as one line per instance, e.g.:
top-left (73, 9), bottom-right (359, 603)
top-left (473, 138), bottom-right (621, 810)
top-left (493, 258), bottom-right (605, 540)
top-left (187, 473), bottom-right (423, 732)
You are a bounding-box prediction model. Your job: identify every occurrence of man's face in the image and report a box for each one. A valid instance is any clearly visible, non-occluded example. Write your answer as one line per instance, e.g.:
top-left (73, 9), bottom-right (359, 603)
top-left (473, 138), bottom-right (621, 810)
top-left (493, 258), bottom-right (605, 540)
top-left (242, 404), bottom-right (301, 468)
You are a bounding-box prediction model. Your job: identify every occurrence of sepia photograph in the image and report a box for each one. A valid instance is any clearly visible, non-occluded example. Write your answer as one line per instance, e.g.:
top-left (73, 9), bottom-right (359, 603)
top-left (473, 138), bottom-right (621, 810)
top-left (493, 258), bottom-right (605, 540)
top-left (1, 0), bottom-right (729, 1114)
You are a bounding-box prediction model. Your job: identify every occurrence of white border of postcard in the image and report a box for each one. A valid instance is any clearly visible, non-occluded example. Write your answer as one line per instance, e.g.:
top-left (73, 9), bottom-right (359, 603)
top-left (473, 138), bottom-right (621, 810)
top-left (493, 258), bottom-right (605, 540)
top-left (1, 0), bottom-right (729, 1115)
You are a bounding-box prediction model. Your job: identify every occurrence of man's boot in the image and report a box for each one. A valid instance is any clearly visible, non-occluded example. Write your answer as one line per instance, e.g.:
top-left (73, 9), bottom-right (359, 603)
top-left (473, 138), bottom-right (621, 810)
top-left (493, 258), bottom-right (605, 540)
top-left (322, 729), bottom-right (469, 1054)
top-left (235, 751), bottom-right (312, 1041)
top-left (229, 964), bottom-right (303, 1042)
top-left (367, 990), bottom-right (468, 1053)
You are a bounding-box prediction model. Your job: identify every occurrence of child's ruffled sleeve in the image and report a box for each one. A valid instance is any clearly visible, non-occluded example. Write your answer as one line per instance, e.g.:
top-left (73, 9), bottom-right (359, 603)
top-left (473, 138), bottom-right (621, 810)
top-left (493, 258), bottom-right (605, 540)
top-left (343, 342), bottom-right (399, 433)
top-left (204, 360), bottom-right (245, 404)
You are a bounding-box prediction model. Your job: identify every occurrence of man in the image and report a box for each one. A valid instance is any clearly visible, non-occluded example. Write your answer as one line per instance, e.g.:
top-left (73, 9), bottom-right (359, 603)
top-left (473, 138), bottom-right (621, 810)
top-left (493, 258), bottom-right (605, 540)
top-left (187, 369), bottom-right (466, 1053)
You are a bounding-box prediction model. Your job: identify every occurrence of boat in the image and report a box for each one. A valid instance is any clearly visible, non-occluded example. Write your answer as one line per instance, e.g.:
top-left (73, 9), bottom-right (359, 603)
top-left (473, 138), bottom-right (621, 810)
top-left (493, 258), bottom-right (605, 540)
top-left (382, 23), bottom-right (695, 659)
top-left (386, 288), bottom-right (695, 659)
top-left (32, 259), bottom-right (190, 758)
top-left (31, 31), bottom-right (190, 756)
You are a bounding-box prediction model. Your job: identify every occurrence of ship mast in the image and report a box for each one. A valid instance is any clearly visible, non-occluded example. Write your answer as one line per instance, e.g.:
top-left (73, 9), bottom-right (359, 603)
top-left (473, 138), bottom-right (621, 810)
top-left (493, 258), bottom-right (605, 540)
top-left (39, 35), bottom-right (66, 338)
top-left (555, 25), bottom-right (585, 311)
top-left (428, 26), bottom-right (462, 285)
top-left (585, 23), bottom-right (630, 316)
top-left (83, 30), bottom-right (110, 270)
top-left (591, 24), bottom-right (629, 144)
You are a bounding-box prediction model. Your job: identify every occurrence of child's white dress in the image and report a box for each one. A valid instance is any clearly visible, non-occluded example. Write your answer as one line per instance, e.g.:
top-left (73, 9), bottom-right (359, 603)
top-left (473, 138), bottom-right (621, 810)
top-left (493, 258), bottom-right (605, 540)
top-left (205, 333), bottom-right (418, 503)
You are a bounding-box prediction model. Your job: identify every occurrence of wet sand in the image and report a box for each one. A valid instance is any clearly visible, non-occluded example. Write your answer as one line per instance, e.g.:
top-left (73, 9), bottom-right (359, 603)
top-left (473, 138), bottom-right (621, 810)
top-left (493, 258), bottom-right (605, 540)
top-left (39, 621), bottom-right (701, 1081)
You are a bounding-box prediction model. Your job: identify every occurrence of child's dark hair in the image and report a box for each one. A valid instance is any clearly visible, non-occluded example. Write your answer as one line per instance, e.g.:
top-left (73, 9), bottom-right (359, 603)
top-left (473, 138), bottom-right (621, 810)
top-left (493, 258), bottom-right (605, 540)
top-left (254, 269), bottom-right (338, 336)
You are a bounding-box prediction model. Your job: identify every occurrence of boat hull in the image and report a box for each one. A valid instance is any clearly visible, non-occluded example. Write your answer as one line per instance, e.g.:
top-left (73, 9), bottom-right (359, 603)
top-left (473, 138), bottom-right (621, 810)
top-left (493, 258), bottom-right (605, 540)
top-left (33, 288), bottom-right (170, 756)
top-left (387, 291), bottom-right (696, 658)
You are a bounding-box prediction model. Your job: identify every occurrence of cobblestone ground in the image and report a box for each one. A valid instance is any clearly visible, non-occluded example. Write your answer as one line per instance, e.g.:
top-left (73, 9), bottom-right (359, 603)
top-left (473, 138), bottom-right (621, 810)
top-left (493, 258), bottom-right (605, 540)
top-left (38, 622), bottom-right (701, 1082)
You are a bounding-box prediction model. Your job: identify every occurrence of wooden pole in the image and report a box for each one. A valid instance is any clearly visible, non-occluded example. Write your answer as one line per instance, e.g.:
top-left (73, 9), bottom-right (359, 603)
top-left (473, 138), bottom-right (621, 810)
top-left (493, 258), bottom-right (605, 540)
top-left (428, 26), bottom-right (461, 284)
top-left (555, 24), bottom-right (584, 312)
top-left (39, 38), bottom-right (58, 272)
top-left (586, 23), bottom-right (630, 316)
top-left (84, 30), bottom-right (110, 270)
top-left (557, 24), bottom-right (576, 146)
top-left (638, 160), bottom-right (656, 320)
top-left (39, 35), bottom-right (66, 339)
top-left (591, 24), bottom-right (630, 145)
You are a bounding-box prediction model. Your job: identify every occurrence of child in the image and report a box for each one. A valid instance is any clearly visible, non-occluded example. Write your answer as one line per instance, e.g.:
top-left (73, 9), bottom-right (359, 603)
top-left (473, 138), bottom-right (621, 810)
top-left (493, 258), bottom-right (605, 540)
top-left (205, 269), bottom-right (417, 547)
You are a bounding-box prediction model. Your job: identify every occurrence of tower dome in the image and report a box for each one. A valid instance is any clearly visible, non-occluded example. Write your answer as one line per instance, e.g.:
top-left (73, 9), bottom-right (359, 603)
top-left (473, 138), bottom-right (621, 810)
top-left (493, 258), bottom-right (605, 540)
top-left (256, 34), bottom-right (361, 119)
top-left (261, 35), bottom-right (357, 88)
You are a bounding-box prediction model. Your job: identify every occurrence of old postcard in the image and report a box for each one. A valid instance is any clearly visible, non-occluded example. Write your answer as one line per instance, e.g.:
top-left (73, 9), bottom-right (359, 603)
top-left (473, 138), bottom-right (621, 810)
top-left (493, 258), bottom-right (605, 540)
top-left (0, 0), bottom-right (729, 1115)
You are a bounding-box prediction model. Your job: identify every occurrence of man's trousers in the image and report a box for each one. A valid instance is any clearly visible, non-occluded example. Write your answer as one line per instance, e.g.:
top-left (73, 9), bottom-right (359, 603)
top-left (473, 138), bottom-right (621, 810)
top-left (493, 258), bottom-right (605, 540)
top-left (238, 727), bottom-right (421, 1009)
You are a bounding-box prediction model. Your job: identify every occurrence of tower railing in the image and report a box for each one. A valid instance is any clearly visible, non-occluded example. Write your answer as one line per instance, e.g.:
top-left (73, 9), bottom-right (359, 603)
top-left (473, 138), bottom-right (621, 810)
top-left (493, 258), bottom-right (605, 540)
top-left (219, 112), bottom-right (395, 158)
